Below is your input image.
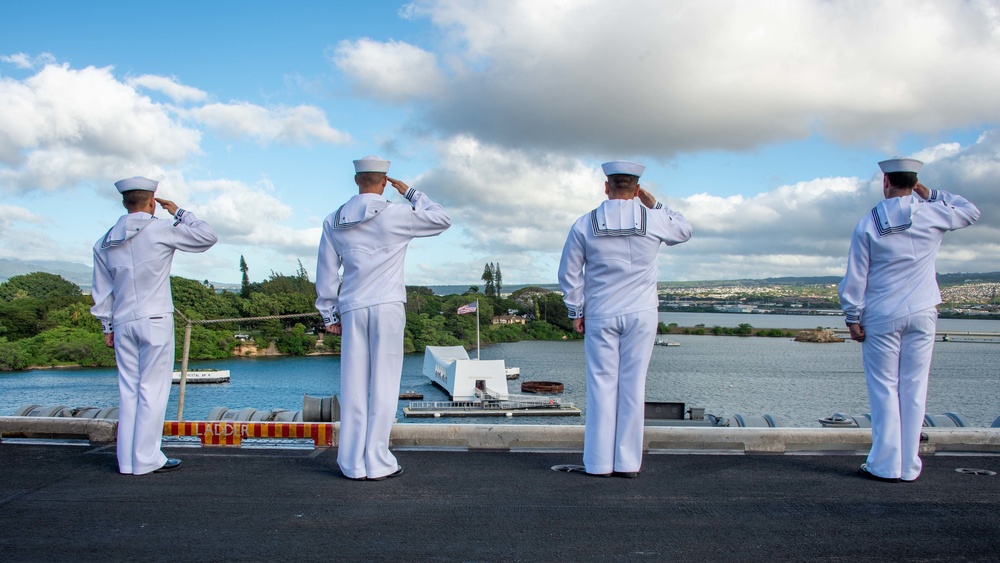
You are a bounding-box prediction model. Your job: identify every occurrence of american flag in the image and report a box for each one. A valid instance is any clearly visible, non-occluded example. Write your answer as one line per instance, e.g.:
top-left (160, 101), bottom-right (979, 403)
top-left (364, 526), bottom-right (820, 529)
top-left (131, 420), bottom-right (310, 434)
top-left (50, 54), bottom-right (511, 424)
top-left (457, 302), bottom-right (477, 315)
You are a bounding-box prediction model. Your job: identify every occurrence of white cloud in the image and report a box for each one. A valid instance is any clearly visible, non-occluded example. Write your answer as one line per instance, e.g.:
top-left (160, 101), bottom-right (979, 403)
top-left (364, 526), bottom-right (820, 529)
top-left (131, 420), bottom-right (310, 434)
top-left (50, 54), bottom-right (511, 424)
top-left (0, 60), bottom-right (352, 195)
top-left (416, 131), bottom-right (1000, 282)
top-left (127, 74), bottom-right (208, 104)
top-left (0, 204), bottom-right (44, 230)
top-left (0, 63), bottom-right (201, 192)
top-left (185, 102), bottom-right (351, 146)
top-left (333, 38), bottom-right (445, 103)
top-left (339, 0), bottom-right (1000, 155)
top-left (182, 177), bottom-right (321, 256)
top-left (1, 52), bottom-right (56, 70)
top-left (417, 135), bottom-right (602, 254)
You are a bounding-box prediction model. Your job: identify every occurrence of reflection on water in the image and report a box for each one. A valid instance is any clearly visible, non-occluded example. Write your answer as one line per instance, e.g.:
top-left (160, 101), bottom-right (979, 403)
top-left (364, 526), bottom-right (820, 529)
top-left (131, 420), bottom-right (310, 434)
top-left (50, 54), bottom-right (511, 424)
top-left (1, 313), bottom-right (998, 427)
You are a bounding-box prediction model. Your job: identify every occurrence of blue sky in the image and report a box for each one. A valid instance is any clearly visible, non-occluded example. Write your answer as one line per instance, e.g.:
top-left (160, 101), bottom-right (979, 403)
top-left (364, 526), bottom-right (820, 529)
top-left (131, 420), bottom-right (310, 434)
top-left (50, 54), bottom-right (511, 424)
top-left (2, 0), bottom-right (998, 286)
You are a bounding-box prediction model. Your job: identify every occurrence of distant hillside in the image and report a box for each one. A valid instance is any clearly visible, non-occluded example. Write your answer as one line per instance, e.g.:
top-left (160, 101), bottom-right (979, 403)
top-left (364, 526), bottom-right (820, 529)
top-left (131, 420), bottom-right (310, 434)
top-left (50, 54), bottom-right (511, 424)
top-left (659, 272), bottom-right (1000, 288)
top-left (937, 272), bottom-right (1000, 285)
top-left (3, 258), bottom-right (997, 293)
top-left (0, 259), bottom-right (93, 287)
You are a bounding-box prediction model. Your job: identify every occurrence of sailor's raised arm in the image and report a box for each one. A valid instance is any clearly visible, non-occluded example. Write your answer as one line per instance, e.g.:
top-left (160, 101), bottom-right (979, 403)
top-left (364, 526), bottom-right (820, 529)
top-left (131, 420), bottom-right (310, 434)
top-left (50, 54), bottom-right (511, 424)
top-left (388, 177), bottom-right (451, 237)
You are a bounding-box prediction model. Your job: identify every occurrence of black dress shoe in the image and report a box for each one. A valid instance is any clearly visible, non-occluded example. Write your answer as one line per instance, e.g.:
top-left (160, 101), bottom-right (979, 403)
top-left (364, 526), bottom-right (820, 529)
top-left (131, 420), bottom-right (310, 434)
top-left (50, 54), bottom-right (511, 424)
top-left (586, 472), bottom-right (612, 478)
top-left (858, 463), bottom-right (899, 483)
top-left (613, 471), bottom-right (640, 478)
top-left (154, 459), bottom-right (182, 473)
top-left (369, 466), bottom-right (404, 481)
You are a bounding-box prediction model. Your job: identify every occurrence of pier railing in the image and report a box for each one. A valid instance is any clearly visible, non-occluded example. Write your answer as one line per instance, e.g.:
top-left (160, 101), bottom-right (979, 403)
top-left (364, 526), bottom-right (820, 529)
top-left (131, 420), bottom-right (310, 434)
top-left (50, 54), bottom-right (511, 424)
top-left (173, 309), bottom-right (320, 420)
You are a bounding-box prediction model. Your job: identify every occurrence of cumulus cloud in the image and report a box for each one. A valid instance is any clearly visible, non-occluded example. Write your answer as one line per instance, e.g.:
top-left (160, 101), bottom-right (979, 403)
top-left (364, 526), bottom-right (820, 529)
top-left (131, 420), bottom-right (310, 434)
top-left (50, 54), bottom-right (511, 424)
top-left (0, 204), bottom-right (44, 230)
top-left (1, 52), bottom-right (56, 70)
top-left (183, 177), bottom-right (321, 256)
top-left (333, 38), bottom-right (445, 103)
top-left (0, 63), bottom-right (201, 192)
top-left (0, 60), bottom-right (352, 194)
top-left (338, 0), bottom-right (1000, 155)
top-left (417, 132), bottom-right (1000, 282)
top-left (127, 74), bottom-right (208, 104)
top-left (185, 102), bottom-right (351, 146)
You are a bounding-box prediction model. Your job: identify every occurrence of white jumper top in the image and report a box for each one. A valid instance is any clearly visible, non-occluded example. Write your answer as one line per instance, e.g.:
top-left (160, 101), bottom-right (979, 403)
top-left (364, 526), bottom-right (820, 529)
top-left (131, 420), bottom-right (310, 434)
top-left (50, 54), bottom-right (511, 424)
top-left (838, 189), bottom-right (979, 326)
top-left (91, 209), bottom-right (218, 333)
top-left (314, 188), bottom-right (451, 325)
top-left (558, 199), bottom-right (692, 320)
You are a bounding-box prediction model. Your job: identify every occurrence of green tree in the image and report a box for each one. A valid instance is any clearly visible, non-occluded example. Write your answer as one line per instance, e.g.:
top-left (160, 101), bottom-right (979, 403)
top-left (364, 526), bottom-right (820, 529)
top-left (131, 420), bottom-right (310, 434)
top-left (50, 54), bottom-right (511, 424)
top-left (239, 255), bottom-right (251, 298)
top-left (0, 301), bottom-right (43, 340)
top-left (494, 263), bottom-right (502, 297)
top-left (275, 323), bottom-right (313, 355)
top-left (0, 338), bottom-right (30, 371)
top-left (0, 272), bottom-right (82, 302)
top-left (535, 292), bottom-right (572, 331)
top-left (185, 325), bottom-right (237, 360)
top-left (481, 263), bottom-right (495, 298)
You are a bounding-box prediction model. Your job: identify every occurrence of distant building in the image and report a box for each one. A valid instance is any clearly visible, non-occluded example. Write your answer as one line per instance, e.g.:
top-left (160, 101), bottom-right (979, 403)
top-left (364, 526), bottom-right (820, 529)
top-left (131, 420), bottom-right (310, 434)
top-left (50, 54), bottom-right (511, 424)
top-left (713, 304), bottom-right (754, 313)
top-left (491, 315), bottom-right (526, 325)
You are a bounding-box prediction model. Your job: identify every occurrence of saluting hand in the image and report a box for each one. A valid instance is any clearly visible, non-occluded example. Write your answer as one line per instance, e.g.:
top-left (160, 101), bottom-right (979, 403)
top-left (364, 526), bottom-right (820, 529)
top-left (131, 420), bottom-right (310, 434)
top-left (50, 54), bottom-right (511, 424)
top-left (386, 177), bottom-right (409, 196)
top-left (913, 182), bottom-right (931, 200)
top-left (154, 198), bottom-right (179, 216)
top-left (637, 188), bottom-right (657, 209)
top-left (848, 324), bottom-right (865, 343)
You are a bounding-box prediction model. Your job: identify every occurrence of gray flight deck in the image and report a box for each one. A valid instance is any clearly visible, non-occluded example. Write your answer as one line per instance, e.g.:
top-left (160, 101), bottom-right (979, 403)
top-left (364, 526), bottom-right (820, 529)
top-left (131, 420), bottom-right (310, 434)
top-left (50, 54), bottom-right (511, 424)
top-left (1, 428), bottom-right (999, 561)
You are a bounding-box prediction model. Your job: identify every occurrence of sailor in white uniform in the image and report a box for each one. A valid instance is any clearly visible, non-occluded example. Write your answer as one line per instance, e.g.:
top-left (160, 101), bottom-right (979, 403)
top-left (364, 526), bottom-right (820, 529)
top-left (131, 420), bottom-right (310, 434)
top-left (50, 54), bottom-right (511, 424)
top-left (558, 161), bottom-right (693, 477)
top-left (839, 157), bottom-right (979, 482)
top-left (315, 156), bottom-right (451, 481)
top-left (91, 177), bottom-right (217, 475)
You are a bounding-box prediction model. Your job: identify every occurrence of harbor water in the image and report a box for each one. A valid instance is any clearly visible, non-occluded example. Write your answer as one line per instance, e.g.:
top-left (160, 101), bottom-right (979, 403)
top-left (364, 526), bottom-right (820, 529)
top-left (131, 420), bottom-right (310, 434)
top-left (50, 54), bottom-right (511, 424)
top-left (1, 313), bottom-right (998, 427)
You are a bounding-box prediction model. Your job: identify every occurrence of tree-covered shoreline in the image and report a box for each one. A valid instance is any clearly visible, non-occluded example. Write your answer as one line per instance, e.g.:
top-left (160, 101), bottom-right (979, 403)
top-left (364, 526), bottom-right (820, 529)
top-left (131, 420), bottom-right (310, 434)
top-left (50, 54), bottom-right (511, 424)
top-left (0, 267), bottom-right (581, 371)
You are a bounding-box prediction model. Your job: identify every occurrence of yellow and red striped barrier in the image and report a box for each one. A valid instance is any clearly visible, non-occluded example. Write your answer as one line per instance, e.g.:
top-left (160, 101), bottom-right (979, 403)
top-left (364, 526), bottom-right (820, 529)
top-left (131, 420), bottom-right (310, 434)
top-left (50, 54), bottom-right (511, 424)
top-left (163, 421), bottom-right (335, 447)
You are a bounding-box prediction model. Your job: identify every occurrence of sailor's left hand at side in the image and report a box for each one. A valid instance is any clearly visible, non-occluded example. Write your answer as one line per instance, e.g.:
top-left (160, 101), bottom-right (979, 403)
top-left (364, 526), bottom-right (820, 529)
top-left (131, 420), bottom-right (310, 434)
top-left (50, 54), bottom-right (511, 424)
top-left (848, 323), bottom-right (865, 342)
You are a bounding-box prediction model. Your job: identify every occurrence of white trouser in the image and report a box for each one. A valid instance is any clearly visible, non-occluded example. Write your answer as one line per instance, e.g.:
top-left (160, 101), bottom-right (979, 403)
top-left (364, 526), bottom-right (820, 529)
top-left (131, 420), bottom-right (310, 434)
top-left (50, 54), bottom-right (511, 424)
top-left (861, 307), bottom-right (937, 481)
top-left (113, 315), bottom-right (174, 475)
top-left (337, 302), bottom-right (405, 479)
top-left (583, 309), bottom-right (657, 474)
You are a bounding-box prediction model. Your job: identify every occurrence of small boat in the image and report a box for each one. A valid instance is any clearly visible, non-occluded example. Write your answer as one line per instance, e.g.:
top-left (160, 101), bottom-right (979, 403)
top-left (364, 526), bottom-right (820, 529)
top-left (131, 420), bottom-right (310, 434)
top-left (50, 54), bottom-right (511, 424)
top-left (521, 381), bottom-right (564, 394)
top-left (505, 367), bottom-right (520, 380)
top-left (655, 338), bottom-right (680, 347)
top-left (399, 390), bottom-right (424, 400)
top-left (172, 369), bottom-right (230, 384)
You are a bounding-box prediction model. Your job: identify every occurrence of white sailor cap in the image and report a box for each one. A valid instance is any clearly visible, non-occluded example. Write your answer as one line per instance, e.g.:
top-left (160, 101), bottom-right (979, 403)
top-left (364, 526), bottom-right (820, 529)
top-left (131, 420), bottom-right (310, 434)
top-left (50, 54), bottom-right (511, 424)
top-left (878, 157), bottom-right (923, 174)
top-left (353, 155), bottom-right (391, 174)
top-left (114, 176), bottom-right (158, 193)
top-left (601, 160), bottom-right (645, 178)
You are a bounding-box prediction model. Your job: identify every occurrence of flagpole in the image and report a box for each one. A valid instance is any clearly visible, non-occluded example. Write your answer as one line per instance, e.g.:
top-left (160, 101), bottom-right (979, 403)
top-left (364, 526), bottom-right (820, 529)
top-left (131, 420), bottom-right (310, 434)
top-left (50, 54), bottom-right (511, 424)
top-left (476, 299), bottom-right (481, 360)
